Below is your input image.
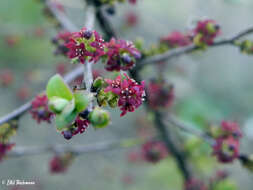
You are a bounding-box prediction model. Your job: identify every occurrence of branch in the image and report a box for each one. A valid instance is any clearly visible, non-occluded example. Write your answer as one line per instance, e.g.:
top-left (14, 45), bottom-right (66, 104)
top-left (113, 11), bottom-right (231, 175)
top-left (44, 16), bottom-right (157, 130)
top-left (0, 65), bottom-right (83, 126)
top-left (165, 114), bottom-right (215, 146)
top-left (7, 138), bottom-right (140, 158)
top-left (137, 26), bottom-right (253, 70)
top-left (45, 0), bottom-right (78, 32)
top-left (154, 112), bottom-right (192, 180)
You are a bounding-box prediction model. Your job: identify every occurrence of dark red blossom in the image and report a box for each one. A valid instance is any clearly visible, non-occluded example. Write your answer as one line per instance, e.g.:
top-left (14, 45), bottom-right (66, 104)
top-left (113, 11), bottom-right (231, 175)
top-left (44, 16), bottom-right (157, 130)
top-left (104, 38), bottom-right (141, 71)
top-left (65, 27), bottom-right (105, 64)
top-left (221, 120), bottom-right (242, 139)
top-left (147, 79), bottom-right (174, 110)
top-left (52, 31), bottom-right (72, 56)
top-left (128, 0), bottom-right (137, 4)
top-left (141, 140), bottom-right (168, 163)
top-left (185, 178), bottom-right (208, 190)
top-left (213, 136), bottom-right (240, 163)
top-left (125, 12), bottom-right (138, 27)
top-left (50, 153), bottom-right (73, 174)
top-left (72, 116), bottom-right (89, 135)
top-left (104, 74), bottom-right (145, 116)
top-left (160, 31), bottom-right (192, 48)
top-left (0, 143), bottom-right (15, 161)
top-left (193, 19), bottom-right (220, 45)
top-left (30, 95), bottom-right (53, 123)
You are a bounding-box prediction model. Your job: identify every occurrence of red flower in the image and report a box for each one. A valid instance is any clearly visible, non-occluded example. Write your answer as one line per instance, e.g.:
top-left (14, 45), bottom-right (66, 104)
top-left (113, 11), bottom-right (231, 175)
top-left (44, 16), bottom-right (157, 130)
top-left (128, 0), bottom-right (137, 4)
top-left (160, 31), bottom-right (192, 48)
top-left (0, 143), bottom-right (15, 161)
top-left (221, 120), bottom-right (242, 139)
top-left (65, 28), bottom-right (105, 64)
top-left (193, 19), bottom-right (220, 45)
top-left (30, 95), bottom-right (53, 123)
top-left (125, 12), bottom-right (138, 27)
top-left (52, 31), bottom-right (72, 56)
top-left (72, 116), bottom-right (89, 135)
top-left (212, 136), bottom-right (240, 163)
top-left (104, 74), bottom-right (145, 117)
top-left (147, 79), bottom-right (174, 110)
top-left (49, 153), bottom-right (73, 174)
top-left (0, 69), bottom-right (14, 87)
top-left (185, 178), bottom-right (208, 190)
top-left (104, 38), bottom-right (141, 71)
top-left (141, 140), bottom-right (168, 163)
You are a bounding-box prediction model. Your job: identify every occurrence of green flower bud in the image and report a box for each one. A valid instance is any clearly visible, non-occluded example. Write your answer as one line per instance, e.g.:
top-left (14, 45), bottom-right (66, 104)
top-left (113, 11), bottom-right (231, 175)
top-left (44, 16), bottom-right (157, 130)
top-left (88, 107), bottom-right (110, 128)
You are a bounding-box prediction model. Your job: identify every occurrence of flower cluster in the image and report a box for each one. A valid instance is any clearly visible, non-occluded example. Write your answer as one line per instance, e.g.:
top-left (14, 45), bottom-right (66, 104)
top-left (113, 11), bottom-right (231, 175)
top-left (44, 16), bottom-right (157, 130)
top-left (160, 31), bottom-right (192, 48)
top-left (49, 153), bottom-right (74, 174)
top-left (141, 140), bottom-right (168, 163)
top-left (185, 178), bottom-right (208, 190)
top-left (65, 27), bottom-right (105, 64)
top-left (212, 121), bottom-right (242, 163)
top-left (239, 40), bottom-right (253, 54)
top-left (62, 115), bottom-right (89, 140)
top-left (193, 19), bottom-right (220, 46)
top-left (104, 74), bottom-right (145, 116)
top-left (103, 38), bottom-right (141, 71)
top-left (30, 94), bottom-right (54, 123)
top-left (52, 31), bottom-right (72, 56)
top-left (0, 143), bottom-right (15, 161)
top-left (147, 79), bottom-right (174, 110)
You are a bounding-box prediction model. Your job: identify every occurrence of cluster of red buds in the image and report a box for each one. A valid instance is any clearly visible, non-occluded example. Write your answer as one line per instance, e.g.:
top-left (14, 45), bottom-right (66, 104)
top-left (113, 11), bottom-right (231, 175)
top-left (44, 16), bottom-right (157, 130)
top-left (185, 178), bottom-right (208, 190)
top-left (160, 31), bottom-right (192, 48)
top-left (192, 20), bottom-right (220, 46)
top-left (65, 27), bottom-right (105, 64)
top-left (104, 74), bottom-right (145, 116)
top-left (103, 38), bottom-right (141, 71)
top-left (49, 152), bottom-right (74, 174)
top-left (212, 121), bottom-right (242, 163)
top-left (0, 143), bottom-right (15, 161)
top-left (58, 28), bottom-right (141, 71)
top-left (52, 31), bottom-right (73, 56)
top-left (141, 140), bottom-right (168, 163)
top-left (30, 94), bottom-right (54, 123)
top-left (146, 79), bottom-right (174, 110)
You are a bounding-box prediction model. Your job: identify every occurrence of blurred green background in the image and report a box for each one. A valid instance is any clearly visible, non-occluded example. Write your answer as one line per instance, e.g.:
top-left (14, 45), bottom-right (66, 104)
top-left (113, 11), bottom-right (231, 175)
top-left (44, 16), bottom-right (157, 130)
top-left (0, 0), bottom-right (253, 189)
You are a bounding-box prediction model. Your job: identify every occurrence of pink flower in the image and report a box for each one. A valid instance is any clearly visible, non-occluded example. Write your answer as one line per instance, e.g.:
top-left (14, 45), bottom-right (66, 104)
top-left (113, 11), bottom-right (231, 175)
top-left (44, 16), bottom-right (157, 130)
top-left (160, 31), bottom-right (192, 48)
top-left (185, 178), bottom-right (208, 190)
top-left (104, 38), bottom-right (141, 71)
top-left (65, 28), bottom-right (105, 64)
top-left (147, 79), bottom-right (174, 110)
top-left (221, 120), bottom-right (242, 139)
top-left (141, 140), bottom-right (168, 163)
top-left (193, 19), bottom-right (220, 45)
top-left (104, 74), bottom-right (145, 117)
top-left (212, 136), bottom-right (240, 163)
top-left (30, 95), bottom-right (54, 123)
top-left (72, 116), bottom-right (89, 135)
top-left (0, 143), bottom-right (15, 161)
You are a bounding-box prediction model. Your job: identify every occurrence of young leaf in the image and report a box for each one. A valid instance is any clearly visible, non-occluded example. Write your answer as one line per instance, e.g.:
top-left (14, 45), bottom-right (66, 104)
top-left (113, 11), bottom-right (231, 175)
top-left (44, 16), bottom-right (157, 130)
top-left (46, 74), bottom-right (73, 101)
top-left (73, 92), bottom-right (92, 112)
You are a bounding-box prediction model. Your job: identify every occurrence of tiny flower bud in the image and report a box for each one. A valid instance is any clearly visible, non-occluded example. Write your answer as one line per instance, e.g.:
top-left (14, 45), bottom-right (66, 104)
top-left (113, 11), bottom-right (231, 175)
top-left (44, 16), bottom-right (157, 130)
top-left (63, 130), bottom-right (72, 140)
top-left (88, 107), bottom-right (110, 128)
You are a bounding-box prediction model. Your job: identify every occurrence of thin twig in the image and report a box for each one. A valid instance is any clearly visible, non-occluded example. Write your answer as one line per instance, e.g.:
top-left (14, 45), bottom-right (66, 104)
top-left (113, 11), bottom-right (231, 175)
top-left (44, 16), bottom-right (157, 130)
top-left (165, 114), bottom-right (215, 146)
top-left (137, 26), bottom-right (253, 70)
top-left (7, 138), bottom-right (140, 158)
top-left (45, 0), bottom-right (78, 32)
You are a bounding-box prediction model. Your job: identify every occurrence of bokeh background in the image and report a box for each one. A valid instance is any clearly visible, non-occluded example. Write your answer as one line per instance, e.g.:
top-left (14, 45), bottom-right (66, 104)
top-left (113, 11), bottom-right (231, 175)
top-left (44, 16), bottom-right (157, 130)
top-left (0, 0), bottom-right (253, 189)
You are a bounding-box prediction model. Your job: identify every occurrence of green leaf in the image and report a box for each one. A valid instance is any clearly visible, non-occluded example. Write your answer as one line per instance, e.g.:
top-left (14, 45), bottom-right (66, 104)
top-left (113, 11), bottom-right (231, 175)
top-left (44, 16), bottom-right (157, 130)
top-left (74, 91), bottom-right (92, 112)
top-left (55, 99), bottom-right (77, 131)
top-left (46, 74), bottom-right (73, 101)
top-left (48, 97), bottom-right (69, 113)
